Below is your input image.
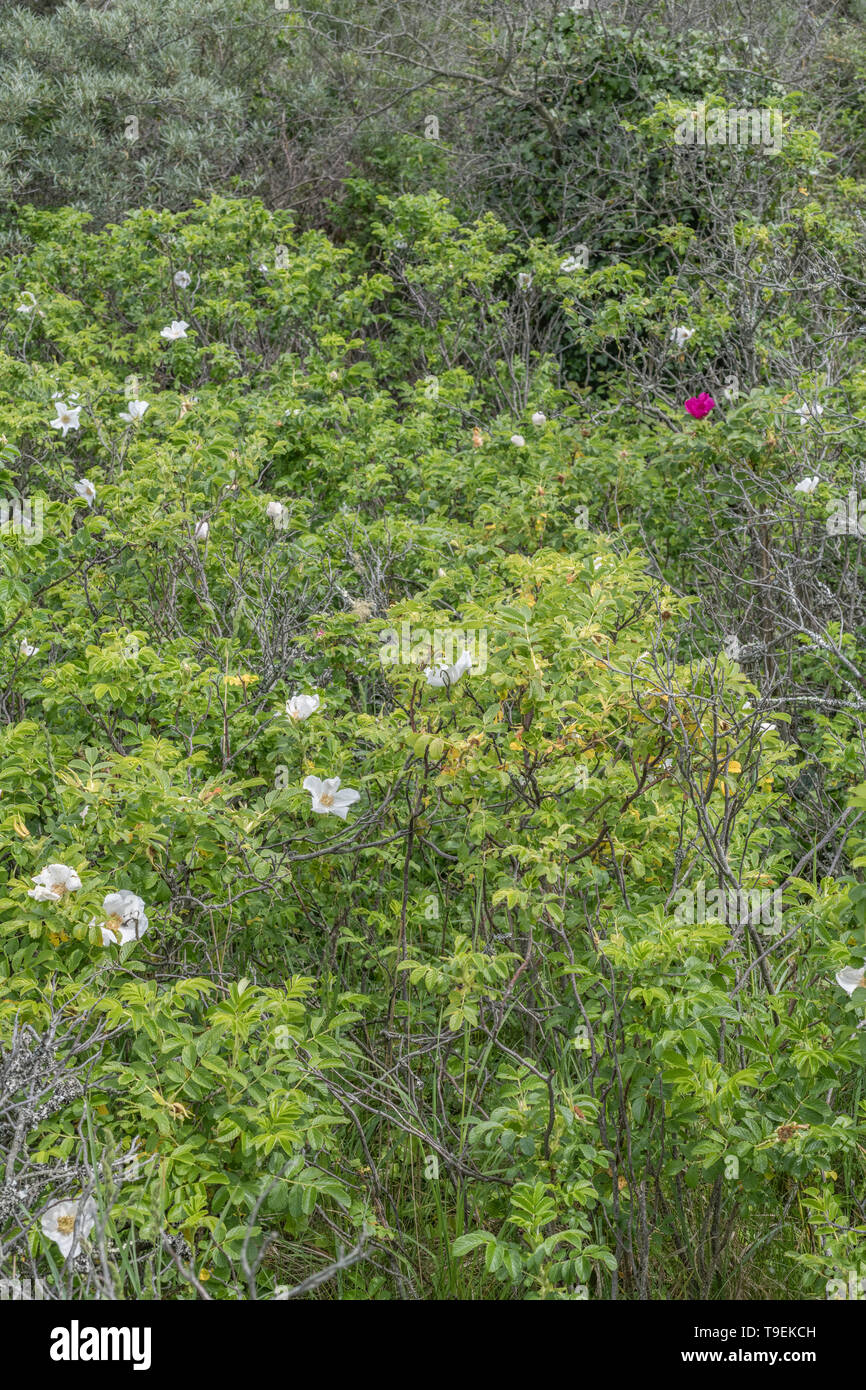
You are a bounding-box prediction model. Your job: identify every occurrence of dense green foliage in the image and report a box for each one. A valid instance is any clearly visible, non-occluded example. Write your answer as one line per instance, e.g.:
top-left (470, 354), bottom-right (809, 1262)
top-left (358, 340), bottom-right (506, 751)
top-left (1, 1), bottom-right (866, 1302)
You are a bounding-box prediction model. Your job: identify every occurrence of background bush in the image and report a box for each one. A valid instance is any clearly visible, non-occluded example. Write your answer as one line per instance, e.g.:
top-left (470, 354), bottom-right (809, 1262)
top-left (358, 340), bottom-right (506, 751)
top-left (1, 0), bottom-right (865, 1302)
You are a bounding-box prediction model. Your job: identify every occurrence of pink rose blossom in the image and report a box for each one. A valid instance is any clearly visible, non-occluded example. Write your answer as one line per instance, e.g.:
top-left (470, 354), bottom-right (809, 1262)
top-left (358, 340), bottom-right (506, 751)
top-left (684, 393), bottom-right (716, 420)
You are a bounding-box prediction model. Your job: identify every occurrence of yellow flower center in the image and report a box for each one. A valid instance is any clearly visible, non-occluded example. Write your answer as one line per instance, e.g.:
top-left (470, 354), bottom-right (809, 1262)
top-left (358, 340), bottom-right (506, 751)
top-left (104, 914), bottom-right (122, 940)
top-left (319, 793), bottom-right (335, 807)
top-left (56, 1214), bottom-right (76, 1235)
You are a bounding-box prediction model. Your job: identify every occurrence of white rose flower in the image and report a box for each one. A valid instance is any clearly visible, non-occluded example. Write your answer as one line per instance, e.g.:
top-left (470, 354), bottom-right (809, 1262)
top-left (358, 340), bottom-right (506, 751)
top-left (835, 964), bottom-right (866, 996)
top-left (50, 403), bottom-right (81, 437)
top-left (267, 500), bottom-right (288, 527)
top-left (41, 1197), bottom-right (97, 1260)
top-left (194, 520), bottom-right (209, 542)
top-left (517, 272), bottom-right (532, 290)
top-left (99, 890), bottom-right (149, 947)
top-left (19, 638), bottom-right (38, 658)
top-left (424, 648), bottom-right (473, 688)
top-left (119, 400), bottom-right (149, 424)
top-left (160, 320), bottom-right (189, 341)
top-left (285, 693), bottom-right (320, 721)
top-left (531, 411), bottom-right (546, 427)
top-left (303, 775), bottom-right (361, 820)
top-left (794, 476), bottom-right (820, 494)
top-left (670, 326), bottom-right (694, 347)
top-left (28, 864), bottom-right (82, 902)
top-left (173, 270), bottom-right (191, 289)
top-left (510, 434), bottom-right (525, 447)
top-left (73, 478), bottom-right (96, 506)
top-left (796, 402), bottom-right (823, 424)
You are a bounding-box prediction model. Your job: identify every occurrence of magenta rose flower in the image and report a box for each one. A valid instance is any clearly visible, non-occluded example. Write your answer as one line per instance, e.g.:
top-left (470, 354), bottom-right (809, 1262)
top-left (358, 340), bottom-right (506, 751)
top-left (684, 392), bottom-right (716, 420)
